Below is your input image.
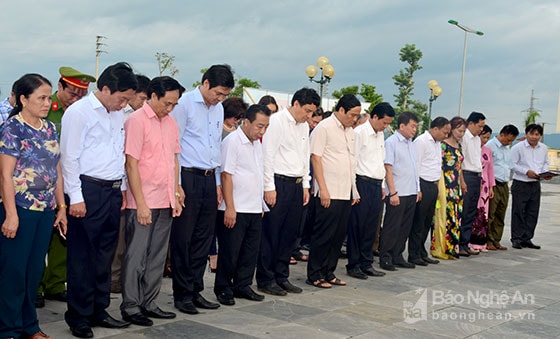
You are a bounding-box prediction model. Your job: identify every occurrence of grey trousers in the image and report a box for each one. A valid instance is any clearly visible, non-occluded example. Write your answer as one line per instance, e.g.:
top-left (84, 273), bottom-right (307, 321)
top-left (120, 208), bottom-right (173, 315)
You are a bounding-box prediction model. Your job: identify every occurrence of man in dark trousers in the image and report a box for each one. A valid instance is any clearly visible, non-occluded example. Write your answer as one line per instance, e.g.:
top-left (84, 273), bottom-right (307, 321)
top-left (170, 65), bottom-right (234, 315)
top-left (61, 62), bottom-right (138, 338)
top-left (408, 117), bottom-right (450, 266)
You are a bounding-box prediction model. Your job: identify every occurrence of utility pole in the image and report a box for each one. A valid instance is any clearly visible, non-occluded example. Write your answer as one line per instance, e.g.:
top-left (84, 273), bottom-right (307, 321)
top-left (95, 35), bottom-right (107, 79)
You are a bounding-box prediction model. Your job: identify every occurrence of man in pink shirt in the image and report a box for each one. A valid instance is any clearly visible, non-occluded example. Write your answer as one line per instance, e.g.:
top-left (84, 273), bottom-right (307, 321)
top-left (120, 76), bottom-right (184, 326)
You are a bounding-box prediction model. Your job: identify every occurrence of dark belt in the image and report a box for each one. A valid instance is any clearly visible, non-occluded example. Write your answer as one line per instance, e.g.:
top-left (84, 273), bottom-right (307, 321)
top-left (495, 180), bottom-right (508, 186)
top-left (420, 178), bottom-right (439, 184)
top-left (463, 170), bottom-right (482, 177)
top-left (356, 175), bottom-right (383, 186)
top-left (182, 167), bottom-right (215, 177)
top-left (274, 173), bottom-right (303, 184)
top-left (80, 175), bottom-right (122, 189)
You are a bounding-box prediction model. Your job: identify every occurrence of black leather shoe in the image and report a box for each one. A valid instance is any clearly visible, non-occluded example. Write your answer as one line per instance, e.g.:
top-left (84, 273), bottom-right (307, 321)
top-left (408, 258), bottom-right (428, 266)
top-left (422, 257), bottom-right (440, 264)
top-left (258, 283), bottom-right (287, 296)
top-left (277, 280), bottom-right (303, 293)
top-left (45, 291), bottom-right (68, 302)
top-left (380, 262), bottom-right (397, 271)
top-left (122, 312), bottom-right (153, 326)
top-left (512, 242), bottom-right (522, 249)
top-left (347, 267), bottom-right (368, 280)
top-left (395, 261), bottom-right (415, 269)
top-left (35, 293), bottom-right (45, 308)
top-left (93, 315), bottom-right (131, 329)
top-left (216, 292), bottom-right (235, 305)
top-left (362, 267), bottom-right (385, 277)
top-left (70, 324), bottom-right (93, 338)
top-left (521, 241), bottom-right (541, 249)
top-left (193, 295), bottom-right (220, 309)
top-left (174, 300), bottom-right (199, 314)
top-left (234, 287), bottom-right (264, 301)
top-left (142, 307), bottom-right (176, 319)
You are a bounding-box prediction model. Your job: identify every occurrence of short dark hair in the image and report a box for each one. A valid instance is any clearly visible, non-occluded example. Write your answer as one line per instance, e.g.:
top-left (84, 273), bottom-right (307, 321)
top-left (257, 95), bottom-right (277, 107)
top-left (9, 73), bottom-right (51, 118)
top-left (202, 64), bottom-right (234, 89)
top-left (481, 125), bottom-right (492, 135)
top-left (371, 102), bottom-right (396, 119)
top-left (245, 104), bottom-right (271, 123)
top-left (450, 116), bottom-right (467, 130)
top-left (499, 124), bottom-right (519, 137)
top-left (222, 97), bottom-right (248, 120)
top-left (467, 111), bottom-right (486, 124)
top-left (397, 111), bottom-right (419, 127)
top-left (135, 74), bottom-right (151, 94)
top-left (148, 76), bottom-right (182, 99)
top-left (97, 62), bottom-right (138, 93)
top-left (430, 116), bottom-right (450, 129)
top-left (525, 123), bottom-right (543, 135)
top-left (291, 87), bottom-right (320, 107)
top-left (335, 94), bottom-right (361, 113)
top-left (313, 106), bottom-right (324, 118)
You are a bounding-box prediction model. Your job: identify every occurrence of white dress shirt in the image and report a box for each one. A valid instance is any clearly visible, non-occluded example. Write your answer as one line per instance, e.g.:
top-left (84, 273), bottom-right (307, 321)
top-left (461, 128), bottom-right (482, 172)
top-left (414, 131), bottom-right (442, 182)
top-left (262, 108), bottom-right (311, 191)
top-left (219, 128), bottom-right (267, 213)
top-left (511, 139), bottom-right (549, 182)
top-left (60, 92), bottom-right (126, 204)
top-left (354, 121), bottom-right (386, 180)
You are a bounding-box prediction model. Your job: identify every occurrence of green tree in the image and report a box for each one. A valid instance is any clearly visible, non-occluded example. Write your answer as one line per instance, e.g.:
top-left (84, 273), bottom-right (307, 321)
top-left (391, 44), bottom-right (429, 132)
top-left (231, 78), bottom-right (261, 98)
top-left (524, 110), bottom-right (541, 127)
top-left (332, 83), bottom-right (383, 113)
top-left (155, 52), bottom-right (179, 77)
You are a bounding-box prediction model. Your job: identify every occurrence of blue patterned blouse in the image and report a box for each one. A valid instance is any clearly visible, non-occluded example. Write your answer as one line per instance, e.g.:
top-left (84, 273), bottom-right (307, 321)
top-left (0, 114), bottom-right (60, 211)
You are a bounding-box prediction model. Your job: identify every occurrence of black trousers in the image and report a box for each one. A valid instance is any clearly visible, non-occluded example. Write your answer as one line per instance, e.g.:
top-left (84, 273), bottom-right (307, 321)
top-left (307, 199), bottom-right (351, 282)
top-left (214, 212), bottom-right (262, 295)
top-left (65, 180), bottom-right (122, 328)
top-left (170, 169), bottom-right (217, 302)
top-left (460, 172), bottom-right (481, 251)
top-left (256, 177), bottom-right (303, 286)
top-left (408, 179), bottom-right (438, 261)
top-left (379, 195), bottom-right (416, 265)
top-left (346, 176), bottom-right (383, 271)
top-left (510, 180), bottom-right (541, 243)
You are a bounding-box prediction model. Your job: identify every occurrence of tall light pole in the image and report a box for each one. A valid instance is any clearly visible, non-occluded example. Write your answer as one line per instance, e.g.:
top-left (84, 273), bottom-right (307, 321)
top-left (427, 80), bottom-right (443, 120)
top-left (448, 19), bottom-right (483, 116)
top-left (95, 35), bottom-right (107, 80)
top-left (305, 56), bottom-right (335, 108)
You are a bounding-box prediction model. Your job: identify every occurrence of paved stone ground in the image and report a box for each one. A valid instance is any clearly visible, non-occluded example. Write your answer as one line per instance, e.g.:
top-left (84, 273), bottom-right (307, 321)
top-left (38, 182), bottom-right (560, 338)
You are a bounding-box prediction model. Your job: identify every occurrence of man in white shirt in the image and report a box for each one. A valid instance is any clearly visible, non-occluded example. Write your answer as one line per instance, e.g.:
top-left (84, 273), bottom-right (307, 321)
top-left (408, 117), bottom-right (450, 266)
top-left (510, 124), bottom-right (551, 249)
top-left (213, 104), bottom-right (271, 306)
top-left (459, 111), bottom-right (486, 257)
top-left (346, 102), bottom-right (394, 280)
top-left (256, 88), bottom-right (319, 296)
top-left (61, 62), bottom-right (138, 338)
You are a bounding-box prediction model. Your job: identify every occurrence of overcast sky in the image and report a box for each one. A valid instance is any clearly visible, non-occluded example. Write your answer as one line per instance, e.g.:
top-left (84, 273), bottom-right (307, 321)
top-left (1, 0), bottom-right (559, 133)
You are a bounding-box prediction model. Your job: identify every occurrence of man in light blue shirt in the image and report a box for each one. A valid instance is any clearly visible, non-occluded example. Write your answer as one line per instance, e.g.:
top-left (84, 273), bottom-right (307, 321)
top-left (170, 65), bottom-right (234, 315)
top-left (486, 125), bottom-right (519, 250)
top-left (379, 112), bottom-right (419, 271)
top-left (510, 124), bottom-right (551, 250)
top-left (0, 87), bottom-right (15, 123)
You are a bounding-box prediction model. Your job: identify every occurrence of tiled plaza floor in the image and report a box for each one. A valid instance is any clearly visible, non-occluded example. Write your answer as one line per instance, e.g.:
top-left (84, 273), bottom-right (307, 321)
top-left (38, 182), bottom-right (560, 338)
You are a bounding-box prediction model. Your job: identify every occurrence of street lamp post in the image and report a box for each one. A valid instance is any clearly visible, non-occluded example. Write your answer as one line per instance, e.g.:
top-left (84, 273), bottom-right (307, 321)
top-left (427, 80), bottom-right (443, 120)
top-left (305, 56), bottom-right (335, 108)
top-left (448, 19), bottom-right (484, 116)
